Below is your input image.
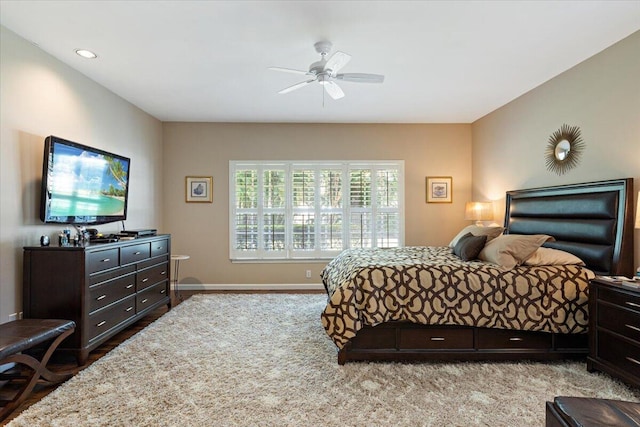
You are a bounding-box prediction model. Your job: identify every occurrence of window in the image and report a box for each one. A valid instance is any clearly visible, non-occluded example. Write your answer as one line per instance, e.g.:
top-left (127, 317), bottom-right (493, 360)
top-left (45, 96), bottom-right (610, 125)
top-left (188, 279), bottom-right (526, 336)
top-left (230, 161), bottom-right (404, 260)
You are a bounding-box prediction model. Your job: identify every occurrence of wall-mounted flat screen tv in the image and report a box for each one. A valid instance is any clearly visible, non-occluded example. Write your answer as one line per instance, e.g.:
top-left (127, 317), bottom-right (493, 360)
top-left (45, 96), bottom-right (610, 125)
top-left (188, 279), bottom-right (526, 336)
top-left (40, 135), bottom-right (131, 225)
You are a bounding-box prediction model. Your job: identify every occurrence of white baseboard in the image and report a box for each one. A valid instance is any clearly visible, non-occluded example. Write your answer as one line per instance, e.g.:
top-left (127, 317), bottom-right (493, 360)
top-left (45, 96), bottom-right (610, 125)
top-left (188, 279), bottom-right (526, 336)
top-left (175, 283), bottom-right (325, 291)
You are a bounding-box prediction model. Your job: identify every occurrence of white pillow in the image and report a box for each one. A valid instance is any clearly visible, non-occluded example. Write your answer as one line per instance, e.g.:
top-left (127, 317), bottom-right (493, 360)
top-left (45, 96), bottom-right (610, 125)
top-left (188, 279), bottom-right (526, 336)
top-left (523, 247), bottom-right (585, 266)
top-left (449, 225), bottom-right (504, 248)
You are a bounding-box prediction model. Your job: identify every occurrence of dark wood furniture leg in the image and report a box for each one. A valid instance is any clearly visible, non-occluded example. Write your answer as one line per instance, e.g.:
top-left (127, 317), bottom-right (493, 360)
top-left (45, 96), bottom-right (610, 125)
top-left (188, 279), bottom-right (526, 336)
top-left (0, 319), bottom-right (76, 422)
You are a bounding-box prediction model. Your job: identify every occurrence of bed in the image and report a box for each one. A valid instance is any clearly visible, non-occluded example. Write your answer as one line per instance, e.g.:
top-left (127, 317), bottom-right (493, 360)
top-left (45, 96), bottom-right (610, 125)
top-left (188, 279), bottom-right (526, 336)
top-left (321, 178), bottom-right (634, 365)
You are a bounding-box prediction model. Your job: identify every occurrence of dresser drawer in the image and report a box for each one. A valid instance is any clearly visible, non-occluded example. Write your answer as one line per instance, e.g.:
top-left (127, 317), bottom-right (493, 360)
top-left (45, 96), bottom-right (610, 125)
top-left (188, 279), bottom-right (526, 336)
top-left (137, 262), bottom-right (169, 291)
top-left (597, 332), bottom-right (640, 375)
top-left (598, 302), bottom-right (640, 342)
top-left (89, 265), bottom-right (135, 286)
top-left (151, 239), bottom-right (169, 257)
top-left (598, 287), bottom-right (640, 314)
top-left (399, 327), bottom-right (474, 349)
top-left (88, 295), bottom-right (136, 342)
top-left (121, 242), bottom-right (151, 265)
top-left (477, 328), bottom-right (552, 349)
top-left (87, 248), bottom-right (119, 274)
top-left (136, 282), bottom-right (168, 312)
top-left (89, 273), bottom-right (136, 313)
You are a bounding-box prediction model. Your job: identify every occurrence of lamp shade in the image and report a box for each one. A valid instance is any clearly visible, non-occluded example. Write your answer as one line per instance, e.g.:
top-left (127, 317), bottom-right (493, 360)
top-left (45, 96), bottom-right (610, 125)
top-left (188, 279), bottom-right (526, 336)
top-left (465, 202), bottom-right (494, 223)
top-left (636, 192), bottom-right (640, 229)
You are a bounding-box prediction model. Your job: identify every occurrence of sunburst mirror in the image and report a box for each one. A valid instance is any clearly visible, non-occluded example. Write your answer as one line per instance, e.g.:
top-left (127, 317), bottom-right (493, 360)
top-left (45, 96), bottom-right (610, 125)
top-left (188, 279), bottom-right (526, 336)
top-left (545, 124), bottom-right (585, 175)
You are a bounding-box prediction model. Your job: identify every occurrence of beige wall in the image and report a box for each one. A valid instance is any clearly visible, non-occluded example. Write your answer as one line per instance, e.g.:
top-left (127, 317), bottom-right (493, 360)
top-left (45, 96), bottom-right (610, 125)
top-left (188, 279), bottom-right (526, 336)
top-left (4, 23), bottom-right (635, 318)
top-left (472, 31), bottom-right (640, 271)
top-left (0, 26), bottom-right (164, 322)
top-left (163, 123), bottom-right (472, 285)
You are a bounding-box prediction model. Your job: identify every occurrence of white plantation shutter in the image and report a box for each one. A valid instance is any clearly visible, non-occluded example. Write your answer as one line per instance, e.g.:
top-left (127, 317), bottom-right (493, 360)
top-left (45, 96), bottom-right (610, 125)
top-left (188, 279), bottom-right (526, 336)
top-left (234, 169), bottom-right (258, 251)
top-left (375, 169), bottom-right (400, 248)
top-left (292, 169), bottom-right (315, 252)
top-left (319, 169), bottom-right (343, 251)
top-left (230, 161), bottom-right (403, 260)
top-left (262, 169), bottom-right (286, 254)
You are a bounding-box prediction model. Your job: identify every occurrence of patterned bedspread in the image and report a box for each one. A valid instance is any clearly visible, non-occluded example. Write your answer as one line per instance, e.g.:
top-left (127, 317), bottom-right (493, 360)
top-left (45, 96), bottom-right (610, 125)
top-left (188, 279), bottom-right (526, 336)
top-left (320, 246), bottom-right (595, 349)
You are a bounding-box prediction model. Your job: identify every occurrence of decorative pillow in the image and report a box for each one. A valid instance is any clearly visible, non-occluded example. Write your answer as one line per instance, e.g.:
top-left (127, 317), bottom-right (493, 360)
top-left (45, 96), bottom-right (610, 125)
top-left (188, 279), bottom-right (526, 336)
top-left (478, 234), bottom-right (555, 269)
top-left (449, 225), bottom-right (504, 248)
top-left (453, 233), bottom-right (487, 261)
top-left (523, 247), bottom-right (585, 266)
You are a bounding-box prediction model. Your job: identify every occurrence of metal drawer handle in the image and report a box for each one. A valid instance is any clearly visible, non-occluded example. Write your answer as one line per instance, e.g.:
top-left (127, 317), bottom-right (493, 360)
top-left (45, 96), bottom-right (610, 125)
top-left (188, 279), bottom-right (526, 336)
top-left (161, 289), bottom-right (166, 294)
top-left (125, 306), bottom-right (134, 312)
top-left (161, 271), bottom-right (167, 275)
top-left (156, 246), bottom-right (163, 250)
top-left (625, 324), bottom-right (640, 333)
top-left (509, 337), bottom-right (524, 342)
top-left (97, 321), bottom-right (106, 327)
top-left (430, 337), bottom-right (445, 341)
top-left (626, 302), bottom-right (640, 308)
top-left (141, 298), bottom-right (148, 304)
top-left (626, 356), bottom-right (640, 366)
top-left (126, 284), bottom-right (134, 289)
top-left (141, 278), bottom-right (149, 282)
top-left (101, 258), bottom-right (111, 263)
top-left (96, 295), bottom-right (106, 301)
top-left (134, 251), bottom-right (141, 255)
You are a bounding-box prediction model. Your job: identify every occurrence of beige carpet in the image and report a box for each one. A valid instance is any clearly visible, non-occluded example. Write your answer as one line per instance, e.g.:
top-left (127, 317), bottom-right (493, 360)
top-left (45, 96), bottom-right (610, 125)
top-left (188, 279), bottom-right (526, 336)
top-left (8, 294), bottom-right (639, 426)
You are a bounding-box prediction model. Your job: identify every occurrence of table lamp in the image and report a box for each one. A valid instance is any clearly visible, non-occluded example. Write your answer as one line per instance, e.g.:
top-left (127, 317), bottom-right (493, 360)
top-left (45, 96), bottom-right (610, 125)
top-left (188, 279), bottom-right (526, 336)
top-left (465, 201), bottom-right (494, 227)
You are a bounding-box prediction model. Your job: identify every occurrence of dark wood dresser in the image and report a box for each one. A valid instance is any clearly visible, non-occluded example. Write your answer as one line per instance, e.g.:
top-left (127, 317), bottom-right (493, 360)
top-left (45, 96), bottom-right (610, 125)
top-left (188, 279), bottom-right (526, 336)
top-left (587, 278), bottom-right (640, 388)
top-left (23, 234), bottom-right (171, 364)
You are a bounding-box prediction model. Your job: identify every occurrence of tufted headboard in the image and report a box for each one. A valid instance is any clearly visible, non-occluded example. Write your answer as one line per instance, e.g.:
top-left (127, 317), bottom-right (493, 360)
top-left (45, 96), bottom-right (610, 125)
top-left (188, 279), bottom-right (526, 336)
top-left (504, 178), bottom-right (634, 276)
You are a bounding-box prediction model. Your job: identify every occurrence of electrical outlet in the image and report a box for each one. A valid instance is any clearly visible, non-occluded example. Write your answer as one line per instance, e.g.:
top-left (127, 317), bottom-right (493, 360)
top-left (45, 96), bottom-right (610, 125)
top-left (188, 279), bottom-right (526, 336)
top-left (305, 270), bottom-right (312, 279)
top-left (8, 313), bottom-right (17, 321)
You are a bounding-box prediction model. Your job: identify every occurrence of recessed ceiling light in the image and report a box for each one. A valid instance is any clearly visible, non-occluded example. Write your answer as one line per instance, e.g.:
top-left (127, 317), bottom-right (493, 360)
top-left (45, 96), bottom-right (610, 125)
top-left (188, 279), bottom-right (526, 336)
top-left (75, 49), bottom-right (97, 59)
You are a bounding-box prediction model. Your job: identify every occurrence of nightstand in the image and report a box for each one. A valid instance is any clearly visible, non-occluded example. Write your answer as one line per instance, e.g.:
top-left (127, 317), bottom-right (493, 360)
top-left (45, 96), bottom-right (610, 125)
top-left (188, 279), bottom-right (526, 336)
top-left (587, 278), bottom-right (640, 388)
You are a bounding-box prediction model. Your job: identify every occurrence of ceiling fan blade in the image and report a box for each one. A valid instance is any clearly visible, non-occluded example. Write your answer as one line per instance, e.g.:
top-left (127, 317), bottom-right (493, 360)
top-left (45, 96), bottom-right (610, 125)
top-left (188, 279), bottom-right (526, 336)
top-left (324, 51), bottom-right (351, 75)
top-left (278, 79), bottom-right (316, 94)
top-left (335, 73), bottom-right (385, 83)
top-left (268, 67), bottom-right (312, 76)
top-left (323, 81), bottom-right (345, 100)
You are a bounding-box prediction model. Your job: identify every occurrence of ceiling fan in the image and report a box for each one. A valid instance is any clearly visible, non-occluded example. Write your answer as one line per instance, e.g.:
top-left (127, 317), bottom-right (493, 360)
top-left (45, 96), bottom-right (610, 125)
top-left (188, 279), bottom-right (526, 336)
top-left (269, 41), bottom-right (384, 100)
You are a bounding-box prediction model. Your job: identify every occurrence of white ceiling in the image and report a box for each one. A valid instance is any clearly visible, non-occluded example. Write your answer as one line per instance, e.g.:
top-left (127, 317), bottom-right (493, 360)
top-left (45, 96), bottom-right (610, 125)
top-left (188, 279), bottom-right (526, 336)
top-left (1, 1), bottom-right (639, 123)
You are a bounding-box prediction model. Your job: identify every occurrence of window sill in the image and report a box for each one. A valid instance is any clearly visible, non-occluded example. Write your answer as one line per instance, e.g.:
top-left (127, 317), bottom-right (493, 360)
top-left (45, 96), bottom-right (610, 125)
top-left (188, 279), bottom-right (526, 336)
top-left (230, 258), bottom-right (334, 264)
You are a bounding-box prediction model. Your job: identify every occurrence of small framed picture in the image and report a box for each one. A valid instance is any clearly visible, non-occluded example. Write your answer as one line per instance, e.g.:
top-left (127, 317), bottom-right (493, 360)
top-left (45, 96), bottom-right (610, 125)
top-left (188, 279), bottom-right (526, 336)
top-left (186, 176), bottom-right (213, 203)
top-left (426, 176), bottom-right (452, 203)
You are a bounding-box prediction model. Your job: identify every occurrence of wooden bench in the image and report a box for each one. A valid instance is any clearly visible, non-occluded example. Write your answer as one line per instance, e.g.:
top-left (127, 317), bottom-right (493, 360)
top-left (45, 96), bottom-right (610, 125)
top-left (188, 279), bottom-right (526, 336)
top-left (0, 319), bottom-right (76, 421)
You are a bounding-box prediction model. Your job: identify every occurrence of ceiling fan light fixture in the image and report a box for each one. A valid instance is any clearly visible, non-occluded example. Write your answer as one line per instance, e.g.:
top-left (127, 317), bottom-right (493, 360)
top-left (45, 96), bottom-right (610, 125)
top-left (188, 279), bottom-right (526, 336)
top-left (269, 41), bottom-right (384, 101)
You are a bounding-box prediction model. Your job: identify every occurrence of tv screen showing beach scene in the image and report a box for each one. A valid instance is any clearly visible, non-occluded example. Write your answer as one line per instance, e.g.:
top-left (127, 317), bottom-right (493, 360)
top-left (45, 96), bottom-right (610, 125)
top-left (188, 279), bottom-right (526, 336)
top-left (40, 136), bottom-right (130, 224)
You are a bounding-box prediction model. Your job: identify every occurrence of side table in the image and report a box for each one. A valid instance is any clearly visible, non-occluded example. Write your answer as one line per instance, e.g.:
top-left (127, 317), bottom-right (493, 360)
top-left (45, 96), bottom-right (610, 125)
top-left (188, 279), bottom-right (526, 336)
top-left (587, 277), bottom-right (640, 389)
top-left (171, 254), bottom-right (190, 302)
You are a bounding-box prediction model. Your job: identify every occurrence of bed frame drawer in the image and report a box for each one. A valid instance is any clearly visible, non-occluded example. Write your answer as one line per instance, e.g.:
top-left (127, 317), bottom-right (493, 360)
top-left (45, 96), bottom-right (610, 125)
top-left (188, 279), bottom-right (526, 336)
top-left (477, 328), bottom-right (552, 349)
top-left (399, 327), bottom-right (474, 350)
top-left (349, 325), bottom-right (396, 349)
